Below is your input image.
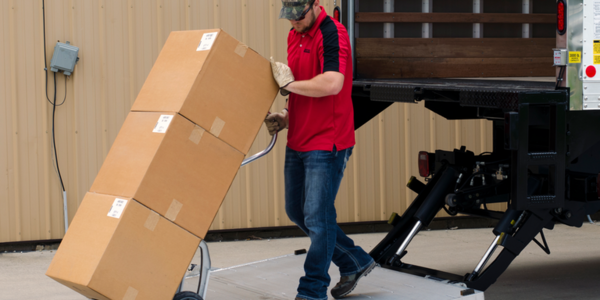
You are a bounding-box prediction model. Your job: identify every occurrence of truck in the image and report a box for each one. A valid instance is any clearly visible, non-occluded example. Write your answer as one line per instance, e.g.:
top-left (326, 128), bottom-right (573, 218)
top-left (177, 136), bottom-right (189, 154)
top-left (175, 0), bottom-right (600, 298)
top-left (348, 0), bottom-right (600, 293)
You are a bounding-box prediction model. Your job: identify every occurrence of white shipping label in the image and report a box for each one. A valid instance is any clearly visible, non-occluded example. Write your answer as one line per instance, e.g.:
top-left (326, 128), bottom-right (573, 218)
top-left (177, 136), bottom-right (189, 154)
top-left (197, 32), bottom-right (219, 51)
top-left (153, 115), bottom-right (174, 133)
top-left (107, 198), bottom-right (128, 219)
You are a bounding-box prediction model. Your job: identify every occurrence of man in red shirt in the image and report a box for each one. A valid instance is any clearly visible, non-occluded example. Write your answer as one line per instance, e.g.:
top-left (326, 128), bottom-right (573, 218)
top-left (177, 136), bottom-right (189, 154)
top-left (266, 1), bottom-right (375, 299)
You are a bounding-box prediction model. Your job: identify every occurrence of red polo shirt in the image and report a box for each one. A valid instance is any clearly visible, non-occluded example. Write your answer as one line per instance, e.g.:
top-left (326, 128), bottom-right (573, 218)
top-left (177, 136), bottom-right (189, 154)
top-left (286, 7), bottom-right (354, 152)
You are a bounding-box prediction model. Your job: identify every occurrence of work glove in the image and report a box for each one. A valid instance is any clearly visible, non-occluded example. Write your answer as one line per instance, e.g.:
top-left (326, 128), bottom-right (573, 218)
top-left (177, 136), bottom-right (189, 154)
top-left (264, 110), bottom-right (288, 136)
top-left (270, 57), bottom-right (294, 96)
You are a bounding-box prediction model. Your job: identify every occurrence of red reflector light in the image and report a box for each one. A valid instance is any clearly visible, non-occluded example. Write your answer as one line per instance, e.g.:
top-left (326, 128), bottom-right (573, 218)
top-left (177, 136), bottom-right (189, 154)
top-left (557, 0), bottom-right (566, 35)
top-left (587, 66), bottom-right (597, 78)
top-left (419, 151), bottom-right (430, 177)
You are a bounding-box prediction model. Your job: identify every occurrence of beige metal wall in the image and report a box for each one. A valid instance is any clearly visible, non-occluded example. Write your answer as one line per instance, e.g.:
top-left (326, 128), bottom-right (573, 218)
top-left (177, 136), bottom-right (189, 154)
top-left (0, 0), bottom-right (494, 243)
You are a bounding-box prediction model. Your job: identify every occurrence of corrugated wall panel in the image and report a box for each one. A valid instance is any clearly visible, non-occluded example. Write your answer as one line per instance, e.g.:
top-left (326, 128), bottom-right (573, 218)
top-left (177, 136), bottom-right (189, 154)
top-left (0, 0), bottom-right (497, 243)
top-left (0, 1), bottom-right (9, 241)
top-left (1, 0), bottom-right (15, 242)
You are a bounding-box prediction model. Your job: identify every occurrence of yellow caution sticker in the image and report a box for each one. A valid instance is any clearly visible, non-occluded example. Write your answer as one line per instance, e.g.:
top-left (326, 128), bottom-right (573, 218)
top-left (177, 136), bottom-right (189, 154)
top-left (595, 55), bottom-right (600, 65)
top-left (595, 40), bottom-right (600, 55)
top-left (569, 51), bottom-right (581, 63)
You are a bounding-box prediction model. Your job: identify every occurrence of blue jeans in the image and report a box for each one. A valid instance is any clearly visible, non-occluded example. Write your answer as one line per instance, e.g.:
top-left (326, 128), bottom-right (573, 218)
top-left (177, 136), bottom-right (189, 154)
top-left (285, 146), bottom-right (374, 300)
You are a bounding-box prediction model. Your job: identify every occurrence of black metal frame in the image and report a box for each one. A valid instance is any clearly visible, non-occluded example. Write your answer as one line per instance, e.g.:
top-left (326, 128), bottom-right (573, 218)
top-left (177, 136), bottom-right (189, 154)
top-left (507, 92), bottom-right (568, 211)
top-left (352, 78), bottom-right (600, 291)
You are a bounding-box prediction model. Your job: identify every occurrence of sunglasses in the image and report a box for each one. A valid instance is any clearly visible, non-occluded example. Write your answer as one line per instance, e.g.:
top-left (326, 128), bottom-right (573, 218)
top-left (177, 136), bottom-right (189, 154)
top-left (294, 1), bottom-right (314, 21)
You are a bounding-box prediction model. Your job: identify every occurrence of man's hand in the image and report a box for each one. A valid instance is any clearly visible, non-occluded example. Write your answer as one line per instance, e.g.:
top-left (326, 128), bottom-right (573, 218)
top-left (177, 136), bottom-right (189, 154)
top-left (270, 57), bottom-right (295, 96)
top-left (264, 110), bottom-right (288, 136)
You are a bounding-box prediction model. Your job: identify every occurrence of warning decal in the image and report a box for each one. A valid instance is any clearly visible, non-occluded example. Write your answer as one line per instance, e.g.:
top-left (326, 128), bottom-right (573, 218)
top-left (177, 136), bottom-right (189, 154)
top-left (569, 51), bottom-right (582, 63)
top-left (594, 55), bottom-right (600, 64)
top-left (595, 41), bottom-right (600, 55)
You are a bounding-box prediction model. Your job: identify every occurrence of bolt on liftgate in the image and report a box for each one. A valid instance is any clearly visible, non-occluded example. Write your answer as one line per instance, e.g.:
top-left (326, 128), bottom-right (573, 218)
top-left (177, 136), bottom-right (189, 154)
top-left (361, 79), bottom-right (600, 292)
top-left (349, 0), bottom-right (600, 292)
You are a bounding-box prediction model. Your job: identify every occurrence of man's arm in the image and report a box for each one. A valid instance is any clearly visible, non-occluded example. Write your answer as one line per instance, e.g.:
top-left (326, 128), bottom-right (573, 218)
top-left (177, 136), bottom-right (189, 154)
top-left (284, 71), bottom-right (344, 98)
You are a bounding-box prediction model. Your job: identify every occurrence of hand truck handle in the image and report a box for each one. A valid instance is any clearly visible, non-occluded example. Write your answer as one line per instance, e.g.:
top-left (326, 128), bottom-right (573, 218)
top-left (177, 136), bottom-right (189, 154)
top-left (241, 132), bottom-right (278, 167)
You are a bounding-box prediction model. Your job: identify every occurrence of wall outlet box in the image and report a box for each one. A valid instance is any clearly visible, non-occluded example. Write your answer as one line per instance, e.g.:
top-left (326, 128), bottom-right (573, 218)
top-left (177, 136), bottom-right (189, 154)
top-left (50, 41), bottom-right (79, 76)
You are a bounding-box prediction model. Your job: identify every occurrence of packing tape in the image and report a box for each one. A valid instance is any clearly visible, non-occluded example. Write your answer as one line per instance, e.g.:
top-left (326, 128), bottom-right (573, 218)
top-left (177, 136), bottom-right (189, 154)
top-left (123, 286), bottom-right (138, 300)
top-left (165, 199), bottom-right (183, 221)
top-left (144, 211), bottom-right (160, 232)
top-left (210, 117), bottom-right (225, 137)
top-left (234, 43), bottom-right (248, 58)
top-left (189, 125), bottom-right (205, 145)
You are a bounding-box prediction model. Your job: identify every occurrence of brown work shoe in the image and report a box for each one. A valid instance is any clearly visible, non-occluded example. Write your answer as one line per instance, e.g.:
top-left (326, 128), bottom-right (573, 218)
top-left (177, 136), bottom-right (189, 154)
top-left (294, 298), bottom-right (307, 300)
top-left (330, 261), bottom-right (376, 299)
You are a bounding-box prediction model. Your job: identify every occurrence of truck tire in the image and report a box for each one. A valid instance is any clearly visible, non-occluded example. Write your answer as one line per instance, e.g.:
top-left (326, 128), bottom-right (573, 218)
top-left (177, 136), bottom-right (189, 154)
top-left (173, 291), bottom-right (203, 300)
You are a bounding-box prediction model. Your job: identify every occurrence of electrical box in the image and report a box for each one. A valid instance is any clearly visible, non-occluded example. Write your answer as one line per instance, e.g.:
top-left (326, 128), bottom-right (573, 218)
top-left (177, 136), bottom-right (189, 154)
top-left (553, 48), bottom-right (568, 66)
top-left (50, 41), bottom-right (79, 76)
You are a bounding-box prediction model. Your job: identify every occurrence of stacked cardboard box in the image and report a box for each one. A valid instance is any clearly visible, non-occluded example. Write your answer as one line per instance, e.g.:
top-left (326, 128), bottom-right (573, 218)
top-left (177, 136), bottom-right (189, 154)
top-left (47, 193), bottom-right (200, 300)
top-left (47, 29), bottom-right (279, 300)
top-left (90, 112), bottom-right (245, 238)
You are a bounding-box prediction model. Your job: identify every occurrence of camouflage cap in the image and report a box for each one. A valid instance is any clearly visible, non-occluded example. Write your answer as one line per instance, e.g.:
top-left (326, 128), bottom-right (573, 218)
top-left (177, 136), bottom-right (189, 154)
top-left (279, 0), bottom-right (312, 20)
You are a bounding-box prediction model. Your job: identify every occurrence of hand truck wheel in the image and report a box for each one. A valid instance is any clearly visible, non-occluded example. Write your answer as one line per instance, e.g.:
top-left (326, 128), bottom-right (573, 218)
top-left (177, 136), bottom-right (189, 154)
top-left (173, 291), bottom-right (203, 300)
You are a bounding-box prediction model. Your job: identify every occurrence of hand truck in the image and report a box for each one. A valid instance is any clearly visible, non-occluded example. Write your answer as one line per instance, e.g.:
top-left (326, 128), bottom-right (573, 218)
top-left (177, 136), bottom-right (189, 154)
top-left (172, 132), bottom-right (278, 300)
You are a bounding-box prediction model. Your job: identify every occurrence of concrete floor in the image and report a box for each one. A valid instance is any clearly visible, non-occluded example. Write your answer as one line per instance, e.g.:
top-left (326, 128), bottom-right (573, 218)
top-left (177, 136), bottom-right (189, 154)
top-left (2, 223), bottom-right (600, 300)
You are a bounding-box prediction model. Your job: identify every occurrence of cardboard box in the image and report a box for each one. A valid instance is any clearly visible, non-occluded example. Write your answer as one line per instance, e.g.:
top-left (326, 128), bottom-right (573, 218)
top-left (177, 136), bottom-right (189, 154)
top-left (90, 111), bottom-right (244, 238)
top-left (131, 29), bottom-right (279, 154)
top-left (46, 193), bottom-right (200, 300)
